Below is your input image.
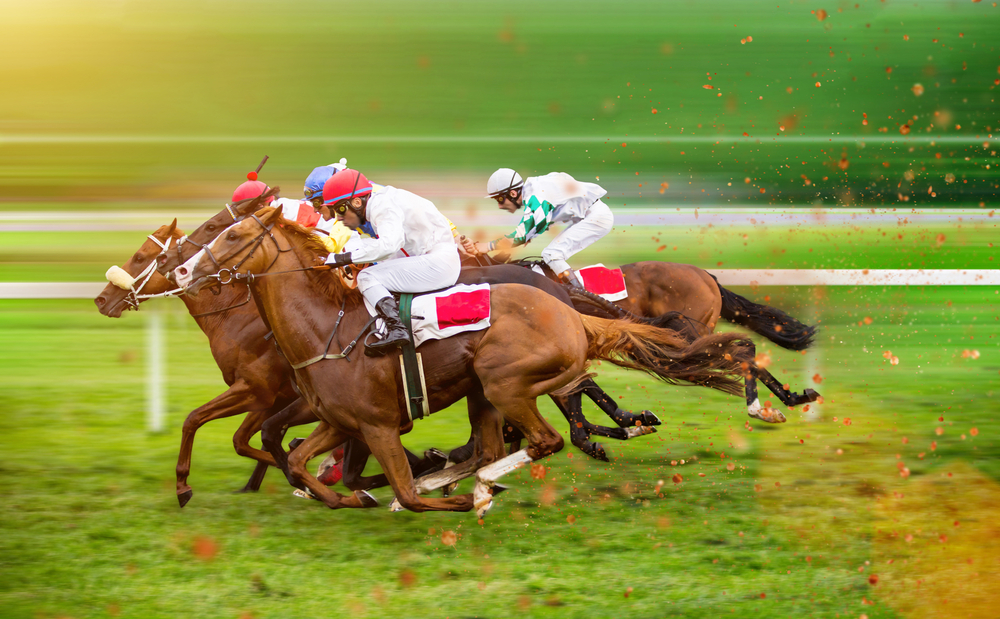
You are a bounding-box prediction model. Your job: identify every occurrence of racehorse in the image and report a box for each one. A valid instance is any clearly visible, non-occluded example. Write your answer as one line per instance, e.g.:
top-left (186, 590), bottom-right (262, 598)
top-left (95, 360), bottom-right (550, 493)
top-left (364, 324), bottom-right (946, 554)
top-left (95, 219), bottom-right (452, 504)
top-left (174, 206), bottom-right (756, 514)
top-left (469, 255), bottom-right (820, 422)
top-left (155, 190), bottom-right (672, 464)
top-left (94, 220), bottom-right (304, 505)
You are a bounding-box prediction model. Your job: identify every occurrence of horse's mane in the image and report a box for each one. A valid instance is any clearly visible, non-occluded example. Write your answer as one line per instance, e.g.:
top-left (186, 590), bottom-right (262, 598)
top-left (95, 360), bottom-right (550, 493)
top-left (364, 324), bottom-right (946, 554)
top-left (269, 213), bottom-right (360, 304)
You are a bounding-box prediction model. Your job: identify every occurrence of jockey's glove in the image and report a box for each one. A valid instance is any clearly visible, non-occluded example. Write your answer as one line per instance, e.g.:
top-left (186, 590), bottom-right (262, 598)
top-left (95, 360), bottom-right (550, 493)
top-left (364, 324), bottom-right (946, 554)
top-left (325, 252), bottom-right (354, 267)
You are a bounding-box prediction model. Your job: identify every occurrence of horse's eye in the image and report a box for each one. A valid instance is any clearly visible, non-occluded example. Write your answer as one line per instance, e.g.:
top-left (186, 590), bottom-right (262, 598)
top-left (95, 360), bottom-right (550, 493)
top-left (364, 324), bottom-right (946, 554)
top-left (206, 224), bottom-right (216, 232)
top-left (227, 231), bottom-right (238, 241)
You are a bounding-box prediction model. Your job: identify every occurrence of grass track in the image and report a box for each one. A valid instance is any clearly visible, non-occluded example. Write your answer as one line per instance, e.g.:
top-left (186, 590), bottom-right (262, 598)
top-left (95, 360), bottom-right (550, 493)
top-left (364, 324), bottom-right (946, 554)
top-left (1, 279), bottom-right (997, 617)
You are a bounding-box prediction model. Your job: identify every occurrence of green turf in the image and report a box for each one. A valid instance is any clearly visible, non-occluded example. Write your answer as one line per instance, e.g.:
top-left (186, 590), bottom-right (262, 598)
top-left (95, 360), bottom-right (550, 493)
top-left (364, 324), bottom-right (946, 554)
top-left (1, 279), bottom-right (997, 618)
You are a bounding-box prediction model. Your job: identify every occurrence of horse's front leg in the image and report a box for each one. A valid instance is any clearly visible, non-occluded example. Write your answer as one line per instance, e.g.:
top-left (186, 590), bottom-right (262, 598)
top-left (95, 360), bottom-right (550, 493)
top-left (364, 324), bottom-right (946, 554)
top-left (259, 397), bottom-right (318, 490)
top-left (175, 379), bottom-right (258, 507)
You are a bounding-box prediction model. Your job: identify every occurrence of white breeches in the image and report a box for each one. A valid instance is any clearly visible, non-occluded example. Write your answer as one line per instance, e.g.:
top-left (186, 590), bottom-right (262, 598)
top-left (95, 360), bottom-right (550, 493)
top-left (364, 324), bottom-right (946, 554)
top-left (357, 243), bottom-right (461, 306)
top-left (541, 200), bottom-right (614, 274)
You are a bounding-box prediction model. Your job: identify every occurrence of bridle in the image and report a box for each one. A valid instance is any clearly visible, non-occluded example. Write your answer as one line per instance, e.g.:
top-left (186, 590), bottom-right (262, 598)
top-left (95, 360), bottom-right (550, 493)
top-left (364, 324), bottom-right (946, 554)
top-left (197, 214), bottom-right (374, 367)
top-left (162, 191), bottom-right (275, 274)
top-left (109, 233), bottom-right (185, 310)
top-left (200, 213), bottom-right (291, 287)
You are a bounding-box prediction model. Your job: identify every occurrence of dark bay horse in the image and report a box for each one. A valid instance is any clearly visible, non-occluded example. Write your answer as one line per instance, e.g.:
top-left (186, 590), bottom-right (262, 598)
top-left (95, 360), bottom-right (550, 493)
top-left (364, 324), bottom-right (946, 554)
top-left (176, 206), bottom-right (756, 515)
top-left (473, 255), bottom-right (821, 423)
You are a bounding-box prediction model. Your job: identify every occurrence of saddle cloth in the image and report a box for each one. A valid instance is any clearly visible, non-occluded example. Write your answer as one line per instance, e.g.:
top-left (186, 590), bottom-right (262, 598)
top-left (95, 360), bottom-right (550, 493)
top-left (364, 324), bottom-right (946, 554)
top-left (363, 283), bottom-right (492, 347)
top-left (575, 264), bottom-right (628, 302)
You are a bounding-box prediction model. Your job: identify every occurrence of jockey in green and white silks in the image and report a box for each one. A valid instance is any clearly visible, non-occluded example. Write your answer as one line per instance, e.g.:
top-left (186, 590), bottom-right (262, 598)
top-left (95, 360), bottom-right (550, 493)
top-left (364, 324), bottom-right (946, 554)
top-left (464, 168), bottom-right (614, 287)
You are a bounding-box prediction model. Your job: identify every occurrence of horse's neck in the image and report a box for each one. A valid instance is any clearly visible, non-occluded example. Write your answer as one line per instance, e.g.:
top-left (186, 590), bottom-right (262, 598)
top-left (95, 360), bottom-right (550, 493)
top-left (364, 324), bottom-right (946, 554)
top-left (178, 282), bottom-right (258, 335)
top-left (251, 248), bottom-right (365, 363)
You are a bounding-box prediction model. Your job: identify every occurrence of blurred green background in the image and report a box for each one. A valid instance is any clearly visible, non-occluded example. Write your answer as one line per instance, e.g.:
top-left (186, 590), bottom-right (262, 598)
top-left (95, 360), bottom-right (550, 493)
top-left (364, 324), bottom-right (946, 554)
top-left (2, 1), bottom-right (999, 618)
top-left (1, 0), bottom-right (998, 208)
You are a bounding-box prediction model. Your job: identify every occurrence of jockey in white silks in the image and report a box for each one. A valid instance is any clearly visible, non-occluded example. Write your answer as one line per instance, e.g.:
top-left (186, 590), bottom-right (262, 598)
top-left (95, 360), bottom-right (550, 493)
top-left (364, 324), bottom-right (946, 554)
top-left (462, 168), bottom-right (614, 288)
top-left (322, 168), bottom-right (461, 356)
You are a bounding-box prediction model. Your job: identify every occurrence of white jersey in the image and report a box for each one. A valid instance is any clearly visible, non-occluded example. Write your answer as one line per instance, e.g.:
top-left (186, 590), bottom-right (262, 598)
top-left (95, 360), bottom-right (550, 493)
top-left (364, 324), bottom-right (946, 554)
top-left (522, 172), bottom-right (608, 224)
top-left (348, 186), bottom-right (455, 264)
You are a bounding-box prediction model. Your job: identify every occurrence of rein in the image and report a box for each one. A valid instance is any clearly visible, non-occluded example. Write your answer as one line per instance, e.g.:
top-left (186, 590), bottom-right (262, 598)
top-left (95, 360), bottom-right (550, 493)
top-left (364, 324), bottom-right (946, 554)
top-left (198, 214), bottom-right (374, 368)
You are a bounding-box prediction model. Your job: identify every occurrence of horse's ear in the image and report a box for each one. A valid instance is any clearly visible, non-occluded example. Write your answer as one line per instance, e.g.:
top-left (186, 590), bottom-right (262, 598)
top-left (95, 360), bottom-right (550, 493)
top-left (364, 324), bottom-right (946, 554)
top-left (261, 205), bottom-right (283, 225)
top-left (265, 185), bottom-right (281, 201)
top-left (166, 218), bottom-right (178, 236)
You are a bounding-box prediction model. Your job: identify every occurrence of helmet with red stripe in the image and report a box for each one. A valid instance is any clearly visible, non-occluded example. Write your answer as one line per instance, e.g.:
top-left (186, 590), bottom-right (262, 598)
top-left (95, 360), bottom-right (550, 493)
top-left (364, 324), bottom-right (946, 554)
top-left (322, 168), bottom-right (372, 207)
top-left (231, 180), bottom-right (275, 204)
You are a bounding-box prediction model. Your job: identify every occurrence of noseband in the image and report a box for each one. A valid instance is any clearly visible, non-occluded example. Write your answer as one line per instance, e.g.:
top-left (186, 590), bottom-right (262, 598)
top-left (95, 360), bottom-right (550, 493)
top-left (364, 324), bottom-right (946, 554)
top-left (116, 234), bottom-right (184, 310)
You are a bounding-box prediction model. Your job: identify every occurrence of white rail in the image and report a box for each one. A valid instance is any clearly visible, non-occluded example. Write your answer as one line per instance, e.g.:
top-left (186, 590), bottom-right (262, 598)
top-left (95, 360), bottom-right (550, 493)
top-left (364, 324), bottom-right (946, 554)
top-left (3, 269), bottom-right (998, 300)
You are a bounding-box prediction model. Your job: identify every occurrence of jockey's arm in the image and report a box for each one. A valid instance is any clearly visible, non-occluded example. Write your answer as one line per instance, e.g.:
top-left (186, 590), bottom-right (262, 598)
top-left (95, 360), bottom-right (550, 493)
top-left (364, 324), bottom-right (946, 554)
top-left (345, 208), bottom-right (405, 264)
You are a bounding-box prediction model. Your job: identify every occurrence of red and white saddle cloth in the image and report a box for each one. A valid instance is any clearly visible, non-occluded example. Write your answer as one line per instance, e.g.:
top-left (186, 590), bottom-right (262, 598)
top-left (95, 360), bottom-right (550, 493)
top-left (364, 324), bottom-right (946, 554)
top-left (574, 264), bottom-right (628, 302)
top-left (363, 284), bottom-right (492, 347)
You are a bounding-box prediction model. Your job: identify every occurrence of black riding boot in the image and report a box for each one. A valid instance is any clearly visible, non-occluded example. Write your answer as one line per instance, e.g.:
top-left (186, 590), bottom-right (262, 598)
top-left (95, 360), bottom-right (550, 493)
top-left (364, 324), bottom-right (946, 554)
top-left (366, 297), bottom-right (410, 357)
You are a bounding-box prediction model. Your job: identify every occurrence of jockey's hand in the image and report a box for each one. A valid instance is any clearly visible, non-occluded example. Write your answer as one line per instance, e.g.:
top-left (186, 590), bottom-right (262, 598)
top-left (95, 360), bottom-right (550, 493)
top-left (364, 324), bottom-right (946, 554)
top-left (459, 235), bottom-right (482, 256)
top-left (325, 252), bottom-right (353, 267)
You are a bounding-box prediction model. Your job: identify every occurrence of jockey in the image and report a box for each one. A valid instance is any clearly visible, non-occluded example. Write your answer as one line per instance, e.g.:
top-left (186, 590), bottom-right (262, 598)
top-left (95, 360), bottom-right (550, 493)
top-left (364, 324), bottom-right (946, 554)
top-left (322, 169), bottom-right (460, 356)
top-left (303, 158), bottom-right (350, 213)
top-left (463, 168), bottom-right (614, 288)
top-left (230, 175), bottom-right (353, 253)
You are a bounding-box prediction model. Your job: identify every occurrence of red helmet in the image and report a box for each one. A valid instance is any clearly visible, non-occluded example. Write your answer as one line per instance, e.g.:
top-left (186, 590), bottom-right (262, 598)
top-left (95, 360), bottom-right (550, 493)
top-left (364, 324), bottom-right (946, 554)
top-left (231, 180), bottom-right (274, 204)
top-left (322, 169), bottom-right (372, 206)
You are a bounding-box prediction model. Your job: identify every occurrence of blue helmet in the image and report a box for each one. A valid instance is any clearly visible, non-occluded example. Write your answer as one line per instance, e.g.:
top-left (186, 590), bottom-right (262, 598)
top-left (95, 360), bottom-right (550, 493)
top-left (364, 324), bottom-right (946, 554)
top-left (303, 158), bottom-right (348, 202)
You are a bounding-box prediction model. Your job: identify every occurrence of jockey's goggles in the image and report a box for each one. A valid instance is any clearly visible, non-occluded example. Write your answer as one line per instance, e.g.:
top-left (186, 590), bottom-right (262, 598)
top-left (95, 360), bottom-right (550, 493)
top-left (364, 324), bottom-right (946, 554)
top-left (491, 188), bottom-right (520, 205)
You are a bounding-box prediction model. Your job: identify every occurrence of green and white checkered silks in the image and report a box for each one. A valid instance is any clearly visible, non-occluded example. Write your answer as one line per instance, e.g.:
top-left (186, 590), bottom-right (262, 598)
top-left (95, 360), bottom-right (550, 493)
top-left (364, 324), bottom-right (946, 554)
top-left (506, 195), bottom-right (555, 245)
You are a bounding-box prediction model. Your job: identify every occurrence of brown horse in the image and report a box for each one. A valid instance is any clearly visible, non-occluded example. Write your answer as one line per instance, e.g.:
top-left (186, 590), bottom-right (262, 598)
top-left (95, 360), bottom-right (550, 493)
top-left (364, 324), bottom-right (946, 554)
top-left (176, 206), bottom-right (756, 515)
top-left (481, 256), bottom-right (820, 422)
top-left (94, 220), bottom-right (305, 506)
top-left (156, 190), bottom-right (670, 466)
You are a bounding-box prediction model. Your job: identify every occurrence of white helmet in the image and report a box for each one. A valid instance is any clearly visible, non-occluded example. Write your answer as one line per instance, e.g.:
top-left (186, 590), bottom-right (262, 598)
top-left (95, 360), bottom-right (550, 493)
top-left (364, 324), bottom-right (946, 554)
top-left (485, 168), bottom-right (523, 198)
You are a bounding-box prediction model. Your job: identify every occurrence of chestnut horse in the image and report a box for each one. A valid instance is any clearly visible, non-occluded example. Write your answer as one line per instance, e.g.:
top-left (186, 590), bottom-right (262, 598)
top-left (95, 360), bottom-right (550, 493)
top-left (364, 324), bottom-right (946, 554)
top-left (155, 190), bottom-right (669, 466)
top-left (176, 206), bottom-right (755, 514)
top-left (94, 220), bottom-right (305, 506)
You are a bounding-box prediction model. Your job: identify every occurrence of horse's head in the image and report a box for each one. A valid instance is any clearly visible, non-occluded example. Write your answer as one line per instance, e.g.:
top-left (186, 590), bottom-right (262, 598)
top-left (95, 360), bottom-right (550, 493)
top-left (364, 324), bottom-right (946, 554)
top-left (95, 219), bottom-right (184, 318)
top-left (155, 186), bottom-right (281, 280)
top-left (173, 205), bottom-right (285, 294)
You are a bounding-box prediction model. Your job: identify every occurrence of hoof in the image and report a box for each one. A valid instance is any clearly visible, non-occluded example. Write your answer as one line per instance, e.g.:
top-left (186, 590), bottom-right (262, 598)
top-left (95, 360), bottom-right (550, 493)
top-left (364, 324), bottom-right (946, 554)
top-left (804, 388), bottom-right (821, 402)
top-left (232, 486), bottom-right (254, 494)
top-left (579, 441), bottom-right (609, 462)
top-left (748, 398), bottom-right (787, 424)
top-left (442, 481), bottom-right (458, 497)
top-left (626, 425), bottom-right (658, 439)
top-left (473, 481), bottom-right (494, 519)
top-left (424, 448), bottom-right (448, 466)
top-left (388, 497), bottom-right (404, 512)
top-left (288, 437), bottom-right (305, 451)
top-left (639, 410), bottom-right (662, 426)
top-left (177, 489), bottom-right (193, 508)
top-left (355, 489), bottom-right (379, 508)
top-left (292, 488), bottom-right (318, 500)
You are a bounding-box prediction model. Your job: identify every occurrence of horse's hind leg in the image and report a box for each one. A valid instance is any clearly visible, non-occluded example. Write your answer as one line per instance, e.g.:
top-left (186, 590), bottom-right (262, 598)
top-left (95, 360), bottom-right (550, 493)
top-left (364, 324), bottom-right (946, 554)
top-left (743, 351), bottom-right (787, 424)
top-left (755, 367), bottom-right (821, 407)
top-left (580, 379), bottom-right (661, 428)
top-left (362, 424), bottom-right (475, 513)
top-left (550, 392), bottom-right (610, 462)
top-left (286, 422), bottom-right (377, 509)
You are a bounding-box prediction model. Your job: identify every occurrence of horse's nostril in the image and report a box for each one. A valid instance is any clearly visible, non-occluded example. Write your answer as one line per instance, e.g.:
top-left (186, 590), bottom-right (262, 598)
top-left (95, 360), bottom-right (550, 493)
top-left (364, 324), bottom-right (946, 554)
top-left (178, 267), bottom-right (188, 275)
top-left (96, 296), bottom-right (106, 306)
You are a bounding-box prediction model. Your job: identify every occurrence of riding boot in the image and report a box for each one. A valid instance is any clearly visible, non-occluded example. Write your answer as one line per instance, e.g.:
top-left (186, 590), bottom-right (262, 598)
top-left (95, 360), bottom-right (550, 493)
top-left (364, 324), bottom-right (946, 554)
top-left (365, 297), bottom-right (410, 356)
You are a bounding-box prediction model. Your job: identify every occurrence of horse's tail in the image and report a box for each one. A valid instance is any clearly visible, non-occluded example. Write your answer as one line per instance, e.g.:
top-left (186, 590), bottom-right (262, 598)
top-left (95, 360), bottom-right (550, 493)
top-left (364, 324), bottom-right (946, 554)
top-left (567, 287), bottom-right (703, 340)
top-left (710, 275), bottom-right (817, 351)
top-left (579, 315), bottom-right (754, 396)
